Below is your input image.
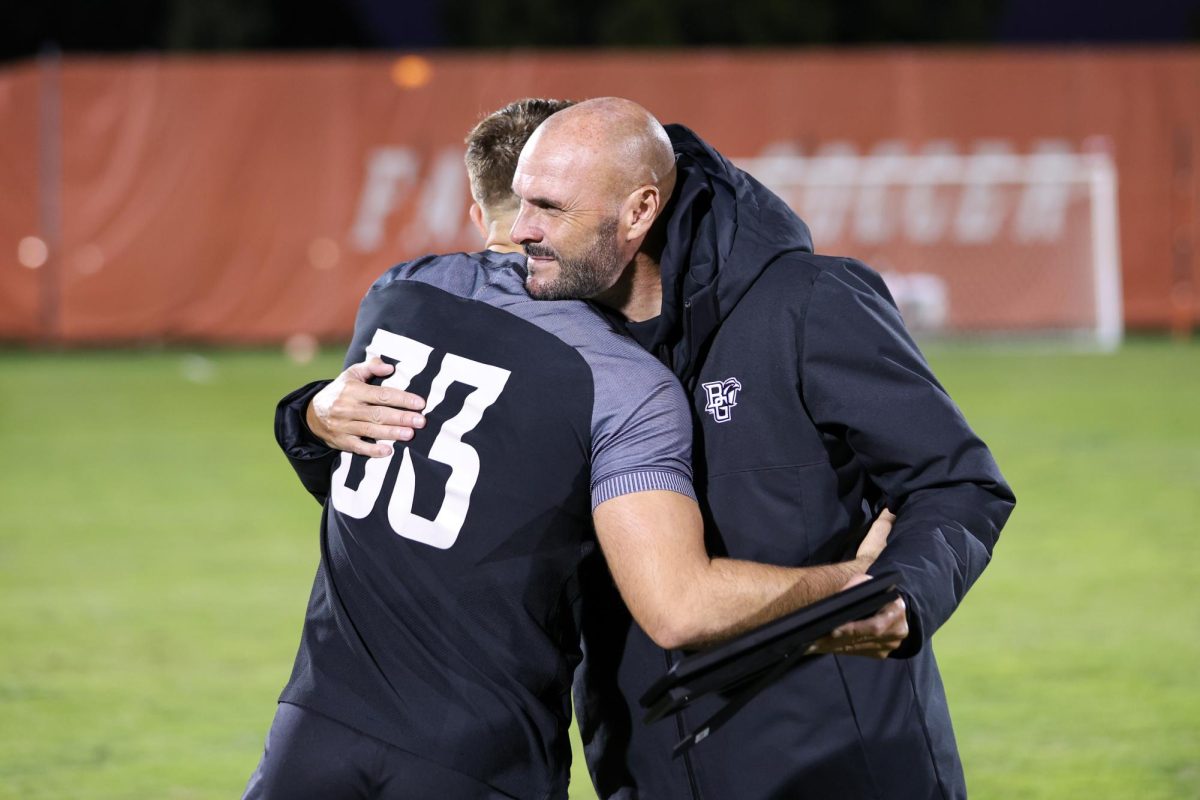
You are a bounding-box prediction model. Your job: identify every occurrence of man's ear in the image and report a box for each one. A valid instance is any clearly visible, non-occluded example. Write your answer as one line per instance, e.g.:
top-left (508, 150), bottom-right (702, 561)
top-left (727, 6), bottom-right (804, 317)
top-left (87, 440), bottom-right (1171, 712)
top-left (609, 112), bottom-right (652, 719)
top-left (469, 203), bottom-right (487, 239)
top-left (622, 186), bottom-right (661, 242)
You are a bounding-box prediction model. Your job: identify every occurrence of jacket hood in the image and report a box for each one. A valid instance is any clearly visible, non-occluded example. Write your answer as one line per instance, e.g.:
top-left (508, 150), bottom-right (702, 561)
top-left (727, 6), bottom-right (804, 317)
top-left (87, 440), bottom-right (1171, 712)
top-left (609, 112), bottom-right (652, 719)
top-left (649, 124), bottom-right (814, 382)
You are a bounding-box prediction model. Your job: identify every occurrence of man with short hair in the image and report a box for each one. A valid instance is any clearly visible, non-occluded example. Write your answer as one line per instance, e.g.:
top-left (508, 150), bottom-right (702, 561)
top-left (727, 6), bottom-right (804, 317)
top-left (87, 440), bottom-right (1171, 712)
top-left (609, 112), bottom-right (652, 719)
top-left (251, 98), bottom-right (897, 800)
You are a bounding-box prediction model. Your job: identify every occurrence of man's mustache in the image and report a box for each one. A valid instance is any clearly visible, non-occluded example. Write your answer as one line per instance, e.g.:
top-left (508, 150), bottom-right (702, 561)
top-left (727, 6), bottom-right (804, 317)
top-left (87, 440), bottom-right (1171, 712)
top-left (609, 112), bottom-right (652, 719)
top-left (524, 243), bottom-right (558, 260)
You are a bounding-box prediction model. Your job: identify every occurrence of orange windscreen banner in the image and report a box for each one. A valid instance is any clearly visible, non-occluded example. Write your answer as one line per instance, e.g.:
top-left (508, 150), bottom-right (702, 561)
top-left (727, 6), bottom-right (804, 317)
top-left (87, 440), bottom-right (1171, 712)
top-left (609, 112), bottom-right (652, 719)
top-left (1, 50), bottom-right (1197, 343)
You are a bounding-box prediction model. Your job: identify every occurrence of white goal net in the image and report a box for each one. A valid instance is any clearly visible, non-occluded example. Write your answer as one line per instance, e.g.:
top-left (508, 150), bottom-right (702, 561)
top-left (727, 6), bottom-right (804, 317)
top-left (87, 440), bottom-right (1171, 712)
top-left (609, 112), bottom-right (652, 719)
top-left (738, 142), bottom-right (1123, 350)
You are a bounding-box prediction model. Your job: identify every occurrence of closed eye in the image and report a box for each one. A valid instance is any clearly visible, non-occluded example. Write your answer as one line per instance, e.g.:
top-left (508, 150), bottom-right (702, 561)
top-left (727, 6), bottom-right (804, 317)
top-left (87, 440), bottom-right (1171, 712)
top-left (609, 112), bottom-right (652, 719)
top-left (527, 197), bottom-right (563, 213)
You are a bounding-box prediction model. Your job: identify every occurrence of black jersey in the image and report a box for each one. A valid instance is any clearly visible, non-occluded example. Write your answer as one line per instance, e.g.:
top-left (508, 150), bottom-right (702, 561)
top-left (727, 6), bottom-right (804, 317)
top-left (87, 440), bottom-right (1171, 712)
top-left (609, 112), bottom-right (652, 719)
top-left (275, 251), bottom-right (693, 800)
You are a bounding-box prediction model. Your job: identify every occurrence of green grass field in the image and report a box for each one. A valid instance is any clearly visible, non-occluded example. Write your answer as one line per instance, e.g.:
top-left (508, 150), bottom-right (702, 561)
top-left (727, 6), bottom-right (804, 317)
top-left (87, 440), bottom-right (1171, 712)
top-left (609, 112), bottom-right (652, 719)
top-left (1, 340), bottom-right (1197, 799)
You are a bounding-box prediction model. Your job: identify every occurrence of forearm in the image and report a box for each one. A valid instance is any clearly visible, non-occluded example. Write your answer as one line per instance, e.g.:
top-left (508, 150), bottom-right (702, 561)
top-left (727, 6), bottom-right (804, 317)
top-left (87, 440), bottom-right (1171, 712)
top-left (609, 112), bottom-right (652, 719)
top-left (869, 484), bottom-right (1013, 656)
top-left (799, 262), bottom-right (1016, 657)
top-left (673, 556), bottom-right (869, 649)
top-left (596, 490), bottom-right (887, 651)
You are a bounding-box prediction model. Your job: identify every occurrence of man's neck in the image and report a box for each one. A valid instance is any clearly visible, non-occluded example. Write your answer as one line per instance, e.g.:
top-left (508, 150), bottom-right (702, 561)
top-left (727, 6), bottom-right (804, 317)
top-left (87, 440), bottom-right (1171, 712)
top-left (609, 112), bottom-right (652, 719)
top-left (594, 252), bottom-right (664, 322)
top-left (598, 189), bottom-right (674, 322)
top-left (484, 215), bottom-right (521, 253)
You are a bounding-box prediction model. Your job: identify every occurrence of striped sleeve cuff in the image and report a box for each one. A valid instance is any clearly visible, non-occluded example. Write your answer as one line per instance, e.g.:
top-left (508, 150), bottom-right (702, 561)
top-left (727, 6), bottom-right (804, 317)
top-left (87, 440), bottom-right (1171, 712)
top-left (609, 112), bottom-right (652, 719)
top-left (591, 470), bottom-right (697, 511)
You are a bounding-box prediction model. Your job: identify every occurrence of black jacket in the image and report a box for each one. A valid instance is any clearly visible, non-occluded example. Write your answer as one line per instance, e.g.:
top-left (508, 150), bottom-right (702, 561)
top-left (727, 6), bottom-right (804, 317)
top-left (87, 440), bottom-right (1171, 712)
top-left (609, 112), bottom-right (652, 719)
top-left (572, 126), bottom-right (1016, 800)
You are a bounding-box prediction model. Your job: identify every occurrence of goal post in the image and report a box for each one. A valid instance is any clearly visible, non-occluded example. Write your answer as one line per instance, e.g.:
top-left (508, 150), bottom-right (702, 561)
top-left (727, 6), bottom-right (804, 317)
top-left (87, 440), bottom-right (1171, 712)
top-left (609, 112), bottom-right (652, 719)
top-left (737, 145), bottom-right (1124, 351)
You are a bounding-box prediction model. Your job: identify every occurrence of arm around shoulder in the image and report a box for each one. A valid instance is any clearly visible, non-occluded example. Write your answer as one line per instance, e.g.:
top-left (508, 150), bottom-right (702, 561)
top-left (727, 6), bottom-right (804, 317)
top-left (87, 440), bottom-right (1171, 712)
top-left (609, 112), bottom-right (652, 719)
top-left (592, 490), bottom-right (884, 650)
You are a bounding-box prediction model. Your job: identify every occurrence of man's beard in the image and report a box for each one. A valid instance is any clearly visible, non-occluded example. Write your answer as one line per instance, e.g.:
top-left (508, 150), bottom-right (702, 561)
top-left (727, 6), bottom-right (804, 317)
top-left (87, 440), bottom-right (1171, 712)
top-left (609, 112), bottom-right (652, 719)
top-left (525, 217), bottom-right (623, 301)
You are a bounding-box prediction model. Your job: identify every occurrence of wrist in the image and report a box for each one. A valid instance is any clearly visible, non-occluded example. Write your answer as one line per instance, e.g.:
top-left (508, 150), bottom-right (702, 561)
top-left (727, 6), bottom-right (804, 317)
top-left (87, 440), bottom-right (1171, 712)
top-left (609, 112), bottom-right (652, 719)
top-left (303, 400), bottom-right (332, 447)
top-left (275, 379), bottom-right (337, 459)
top-left (847, 554), bottom-right (873, 571)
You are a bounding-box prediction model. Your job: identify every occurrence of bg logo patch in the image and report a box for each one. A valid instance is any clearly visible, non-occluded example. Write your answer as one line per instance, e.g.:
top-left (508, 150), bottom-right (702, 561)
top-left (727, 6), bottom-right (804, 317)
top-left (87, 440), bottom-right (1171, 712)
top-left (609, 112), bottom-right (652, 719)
top-left (701, 377), bottom-right (743, 423)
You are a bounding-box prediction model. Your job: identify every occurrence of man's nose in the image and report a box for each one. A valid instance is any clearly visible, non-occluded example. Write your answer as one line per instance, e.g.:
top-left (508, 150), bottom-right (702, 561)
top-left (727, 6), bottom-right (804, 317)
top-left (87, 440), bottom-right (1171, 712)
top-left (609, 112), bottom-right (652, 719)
top-left (510, 206), bottom-right (538, 245)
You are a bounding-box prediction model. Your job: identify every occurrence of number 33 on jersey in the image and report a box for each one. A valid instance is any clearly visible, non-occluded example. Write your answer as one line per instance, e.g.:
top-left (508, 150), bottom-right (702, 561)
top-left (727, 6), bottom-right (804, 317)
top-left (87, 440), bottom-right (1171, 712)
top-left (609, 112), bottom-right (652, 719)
top-left (329, 328), bottom-right (510, 549)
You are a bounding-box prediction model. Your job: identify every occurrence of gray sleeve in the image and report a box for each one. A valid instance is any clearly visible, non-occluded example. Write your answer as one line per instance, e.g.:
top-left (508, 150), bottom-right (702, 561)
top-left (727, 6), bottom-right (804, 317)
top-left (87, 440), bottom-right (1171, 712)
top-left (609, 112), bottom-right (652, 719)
top-left (588, 350), bottom-right (696, 510)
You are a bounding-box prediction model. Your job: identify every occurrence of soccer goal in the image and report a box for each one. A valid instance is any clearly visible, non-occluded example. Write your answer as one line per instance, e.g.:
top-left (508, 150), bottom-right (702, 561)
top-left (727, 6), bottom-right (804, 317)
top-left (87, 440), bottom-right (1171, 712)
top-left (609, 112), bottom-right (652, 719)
top-left (737, 144), bottom-right (1123, 351)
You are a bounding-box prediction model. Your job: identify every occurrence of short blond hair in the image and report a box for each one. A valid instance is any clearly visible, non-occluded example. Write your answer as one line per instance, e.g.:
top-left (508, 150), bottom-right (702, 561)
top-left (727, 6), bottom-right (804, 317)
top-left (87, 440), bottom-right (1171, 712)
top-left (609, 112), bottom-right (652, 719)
top-left (464, 98), bottom-right (574, 210)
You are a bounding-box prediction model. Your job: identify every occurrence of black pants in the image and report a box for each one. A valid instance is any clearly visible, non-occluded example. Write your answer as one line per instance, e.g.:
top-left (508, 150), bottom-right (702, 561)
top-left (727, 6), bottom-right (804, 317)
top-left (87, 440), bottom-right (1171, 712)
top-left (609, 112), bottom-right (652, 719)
top-left (243, 703), bottom-right (520, 800)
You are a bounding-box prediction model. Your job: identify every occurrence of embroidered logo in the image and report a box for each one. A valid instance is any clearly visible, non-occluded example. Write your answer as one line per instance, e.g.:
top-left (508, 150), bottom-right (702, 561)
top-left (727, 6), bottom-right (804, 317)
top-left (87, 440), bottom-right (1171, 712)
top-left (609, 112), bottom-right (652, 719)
top-left (701, 377), bottom-right (743, 423)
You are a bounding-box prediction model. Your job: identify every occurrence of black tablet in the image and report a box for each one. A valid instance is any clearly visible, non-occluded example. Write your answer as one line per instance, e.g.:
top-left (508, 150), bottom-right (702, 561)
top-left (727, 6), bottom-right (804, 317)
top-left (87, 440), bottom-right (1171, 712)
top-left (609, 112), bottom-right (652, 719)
top-left (640, 571), bottom-right (902, 724)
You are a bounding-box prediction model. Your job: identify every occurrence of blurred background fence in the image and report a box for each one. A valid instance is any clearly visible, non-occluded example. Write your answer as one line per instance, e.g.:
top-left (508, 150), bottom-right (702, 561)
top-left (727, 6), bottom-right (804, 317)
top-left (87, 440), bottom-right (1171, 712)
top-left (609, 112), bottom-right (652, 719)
top-left (1, 49), bottom-right (1197, 345)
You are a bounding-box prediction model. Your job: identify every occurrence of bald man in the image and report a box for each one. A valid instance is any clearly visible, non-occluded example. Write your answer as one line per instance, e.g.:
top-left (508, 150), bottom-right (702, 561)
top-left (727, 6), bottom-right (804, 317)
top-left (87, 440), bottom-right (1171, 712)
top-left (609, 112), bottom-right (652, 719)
top-left (500, 97), bottom-right (1014, 800)
top-left (263, 99), bottom-right (898, 800)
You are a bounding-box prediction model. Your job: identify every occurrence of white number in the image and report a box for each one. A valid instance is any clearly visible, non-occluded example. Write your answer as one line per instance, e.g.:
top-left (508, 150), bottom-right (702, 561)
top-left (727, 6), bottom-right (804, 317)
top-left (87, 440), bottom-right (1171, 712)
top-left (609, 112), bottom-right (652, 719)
top-left (330, 331), bottom-right (432, 519)
top-left (330, 330), bottom-right (510, 549)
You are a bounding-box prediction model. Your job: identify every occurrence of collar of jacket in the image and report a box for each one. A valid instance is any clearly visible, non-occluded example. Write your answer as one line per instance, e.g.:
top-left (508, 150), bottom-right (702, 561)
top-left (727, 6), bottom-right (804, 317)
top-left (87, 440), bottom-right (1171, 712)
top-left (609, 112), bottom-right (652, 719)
top-left (651, 124), bottom-right (815, 385)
